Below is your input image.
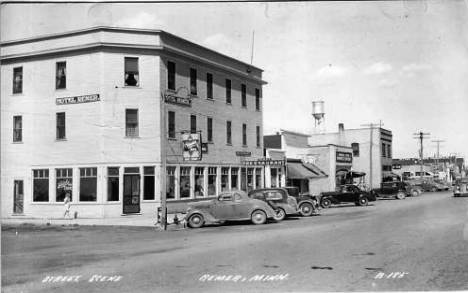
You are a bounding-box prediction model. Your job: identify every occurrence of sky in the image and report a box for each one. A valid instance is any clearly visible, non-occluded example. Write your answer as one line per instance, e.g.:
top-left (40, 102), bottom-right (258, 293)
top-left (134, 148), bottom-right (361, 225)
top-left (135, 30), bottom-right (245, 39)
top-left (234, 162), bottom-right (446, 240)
top-left (1, 0), bottom-right (467, 159)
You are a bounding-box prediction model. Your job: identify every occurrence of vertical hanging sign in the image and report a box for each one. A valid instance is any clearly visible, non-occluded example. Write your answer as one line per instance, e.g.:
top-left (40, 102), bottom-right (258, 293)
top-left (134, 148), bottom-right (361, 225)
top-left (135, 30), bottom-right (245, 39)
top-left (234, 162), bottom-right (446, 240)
top-left (181, 132), bottom-right (202, 161)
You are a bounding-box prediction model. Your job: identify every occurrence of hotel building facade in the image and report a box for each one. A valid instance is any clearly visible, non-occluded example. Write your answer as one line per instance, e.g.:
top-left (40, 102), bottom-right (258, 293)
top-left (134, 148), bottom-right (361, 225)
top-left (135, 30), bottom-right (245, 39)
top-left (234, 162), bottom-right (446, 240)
top-left (1, 27), bottom-right (266, 219)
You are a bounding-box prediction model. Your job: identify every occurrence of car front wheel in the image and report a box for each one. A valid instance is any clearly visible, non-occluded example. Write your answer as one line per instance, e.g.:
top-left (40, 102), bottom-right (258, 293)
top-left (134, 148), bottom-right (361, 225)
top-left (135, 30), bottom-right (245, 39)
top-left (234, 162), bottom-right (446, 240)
top-left (357, 197), bottom-right (369, 206)
top-left (272, 208), bottom-right (286, 221)
top-left (431, 187), bottom-right (437, 192)
top-left (251, 210), bottom-right (267, 225)
top-left (299, 202), bottom-right (314, 217)
top-left (412, 190), bottom-right (419, 197)
top-left (188, 214), bottom-right (204, 228)
top-left (321, 198), bottom-right (332, 208)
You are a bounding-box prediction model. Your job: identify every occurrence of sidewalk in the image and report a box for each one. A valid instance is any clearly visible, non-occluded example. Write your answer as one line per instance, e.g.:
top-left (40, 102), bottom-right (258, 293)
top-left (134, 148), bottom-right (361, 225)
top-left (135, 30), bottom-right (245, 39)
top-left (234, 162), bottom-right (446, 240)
top-left (2, 212), bottom-right (188, 230)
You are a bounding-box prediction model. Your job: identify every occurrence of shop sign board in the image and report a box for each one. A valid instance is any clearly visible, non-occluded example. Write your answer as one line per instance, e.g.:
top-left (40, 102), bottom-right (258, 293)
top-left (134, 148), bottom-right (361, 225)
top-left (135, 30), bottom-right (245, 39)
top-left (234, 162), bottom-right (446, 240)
top-left (244, 157), bottom-right (285, 166)
top-left (336, 151), bottom-right (353, 163)
top-left (56, 94), bottom-right (100, 105)
top-left (300, 154), bottom-right (317, 164)
top-left (392, 164), bottom-right (402, 170)
top-left (181, 132), bottom-right (202, 161)
top-left (164, 93), bottom-right (192, 106)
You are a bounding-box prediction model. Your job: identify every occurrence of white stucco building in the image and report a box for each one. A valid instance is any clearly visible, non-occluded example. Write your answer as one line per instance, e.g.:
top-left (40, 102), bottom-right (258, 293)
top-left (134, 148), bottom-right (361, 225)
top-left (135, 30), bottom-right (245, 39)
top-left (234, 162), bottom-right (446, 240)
top-left (1, 27), bottom-right (266, 219)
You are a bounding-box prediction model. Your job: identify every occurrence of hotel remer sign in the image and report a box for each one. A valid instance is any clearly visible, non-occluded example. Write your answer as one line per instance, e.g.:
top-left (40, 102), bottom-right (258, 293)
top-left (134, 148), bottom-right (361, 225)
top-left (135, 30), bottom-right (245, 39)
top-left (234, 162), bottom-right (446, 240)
top-left (56, 94), bottom-right (100, 105)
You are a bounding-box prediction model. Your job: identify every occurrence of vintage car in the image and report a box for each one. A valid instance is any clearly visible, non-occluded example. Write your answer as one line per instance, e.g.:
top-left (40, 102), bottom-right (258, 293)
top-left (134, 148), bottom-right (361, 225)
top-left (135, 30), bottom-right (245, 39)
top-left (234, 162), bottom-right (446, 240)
top-left (434, 179), bottom-right (451, 191)
top-left (453, 178), bottom-right (468, 197)
top-left (283, 186), bottom-right (320, 217)
top-left (247, 188), bottom-right (299, 221)
top-left (409, 179), bottom-right (445, 192)
top-left (373, 181), bottom-right (422, 199)
top-left (185, 190), bottom-right (277, 228)
top-left (320, 184), bottom-right (377, 208)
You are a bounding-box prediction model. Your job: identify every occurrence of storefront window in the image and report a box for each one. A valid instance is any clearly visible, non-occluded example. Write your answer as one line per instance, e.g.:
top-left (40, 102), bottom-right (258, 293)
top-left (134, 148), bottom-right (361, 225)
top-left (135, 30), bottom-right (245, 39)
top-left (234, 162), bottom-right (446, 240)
top-left (80, 167), bottom-right (97, 202)
top-left (195, 167), bottom-right (205, 197)
top-left (255, 168), bottom-right (262, 189)
top-left (208, 167), bottom-right (217, 196)
top-left (56, 168), bottom-right (73, 202)
top-left (221, 167), bottom-right (229, 191)
top-left (143, 167), bottom-right (155, 200)
top-left (107, 167), bottom-right (119, 201)
top-left (231, 167), bottom-right (239, 189)
top-left (241, 168), bottom-right (247, 191)
top-left (180, 167), bottom-right (191, 198)
top-left (166, 167), bottom-right (176, 199)
top-left (247, 168), bottom-right (254, 192)
top-left (33, 169), bottom-right (49, 202)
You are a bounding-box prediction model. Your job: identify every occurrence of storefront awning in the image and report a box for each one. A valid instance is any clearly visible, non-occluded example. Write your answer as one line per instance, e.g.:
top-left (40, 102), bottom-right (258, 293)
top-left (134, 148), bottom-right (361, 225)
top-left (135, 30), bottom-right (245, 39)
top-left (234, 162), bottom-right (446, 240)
top-left (287, 162), bottom-right (328, 179)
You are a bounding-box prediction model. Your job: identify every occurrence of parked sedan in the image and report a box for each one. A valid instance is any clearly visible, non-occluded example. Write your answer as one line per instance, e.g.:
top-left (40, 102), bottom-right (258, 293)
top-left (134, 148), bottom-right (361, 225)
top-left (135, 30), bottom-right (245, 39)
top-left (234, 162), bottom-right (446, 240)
top-left (320, 184), bottom-right (377, 208)
top-left (410, 179), bottom-right (444, 192)
top-left (185, 190), bottom-right (277, 228)
top-left (283, 186), bottom-right (320, 217)
top-left (247, 188), bottom-right (299, 221)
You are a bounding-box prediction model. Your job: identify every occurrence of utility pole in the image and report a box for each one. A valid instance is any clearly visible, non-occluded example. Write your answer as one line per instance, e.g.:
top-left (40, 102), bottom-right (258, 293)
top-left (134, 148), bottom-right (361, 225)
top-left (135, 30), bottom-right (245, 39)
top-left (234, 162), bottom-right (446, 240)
top-left (432, 140), bottom-right (445, 174)
top-left (413, 132), bottom-right (430, 180)
top-left (361, 122), bottom-right (383, 188)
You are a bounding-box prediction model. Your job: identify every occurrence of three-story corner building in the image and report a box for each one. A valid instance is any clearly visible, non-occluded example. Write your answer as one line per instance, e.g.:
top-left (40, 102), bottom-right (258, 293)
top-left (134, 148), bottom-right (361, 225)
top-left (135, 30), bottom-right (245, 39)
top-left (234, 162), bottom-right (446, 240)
top-left (1, 27), bottom-right (267, 219)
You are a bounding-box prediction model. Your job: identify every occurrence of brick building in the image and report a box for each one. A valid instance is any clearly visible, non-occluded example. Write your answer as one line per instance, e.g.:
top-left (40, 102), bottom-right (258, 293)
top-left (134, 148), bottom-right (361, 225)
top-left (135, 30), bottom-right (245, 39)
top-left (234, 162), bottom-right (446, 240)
top-left (1, 27), bottom-right (266, 219)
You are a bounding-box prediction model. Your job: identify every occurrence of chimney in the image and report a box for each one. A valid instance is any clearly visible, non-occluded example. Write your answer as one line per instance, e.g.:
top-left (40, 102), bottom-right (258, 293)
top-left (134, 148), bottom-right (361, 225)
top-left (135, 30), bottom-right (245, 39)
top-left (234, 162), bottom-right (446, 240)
top-left (338, 123), bottom-right (344, 132)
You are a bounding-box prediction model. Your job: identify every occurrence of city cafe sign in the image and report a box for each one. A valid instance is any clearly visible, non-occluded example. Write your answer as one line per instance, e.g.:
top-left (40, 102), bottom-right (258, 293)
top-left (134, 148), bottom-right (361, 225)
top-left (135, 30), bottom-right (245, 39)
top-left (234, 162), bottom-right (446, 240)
top-left (164, 93), bottom-right (192, 107)
top-left (56, 94), bottom-right (100, 105)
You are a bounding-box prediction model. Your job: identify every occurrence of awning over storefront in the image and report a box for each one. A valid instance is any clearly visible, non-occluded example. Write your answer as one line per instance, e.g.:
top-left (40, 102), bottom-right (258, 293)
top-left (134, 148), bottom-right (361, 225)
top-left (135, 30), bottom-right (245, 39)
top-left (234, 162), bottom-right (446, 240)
top-left (287, 162), bottom-right (328, 179)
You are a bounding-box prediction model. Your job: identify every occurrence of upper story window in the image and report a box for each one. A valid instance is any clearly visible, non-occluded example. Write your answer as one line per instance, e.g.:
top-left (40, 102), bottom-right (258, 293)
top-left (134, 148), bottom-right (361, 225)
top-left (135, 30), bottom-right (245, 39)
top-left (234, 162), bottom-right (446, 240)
top-left (242, 123), bottom-right (247, 146)
top-left (13, 67), bottom-right (23, 94)
top-left (206, 73), bottom-right (213, 100)
top-left (56, 62), bottom-right (66, 90)
top-left (168, 61), bottom-right (176, 90)
top-left (124, 57), bottom-right (139, 86)
top-left (13, 116), bottom-right (22, 142)
top-left (190, 114), bottom-right (197, 133)
top-left (241, 84), bottom-right (247, 108)
top-left (207, 117), bottom-right (213, 143)
top-left (125, 109), bottom-right (139, 137)
top-left (382, 143), bottom-right (386, 157)
top-left (190, 68), bottom-right (197, 95)
top-left (56, 112), bottom-right (66, 140)
top-left (225, 79), bottom-right (232, 104)
top-left (168, 111), bottom-right (176, 139)
top-left (226, 121), bottom-right (232, 145)
top-left (255, 88), bottom-right (261, 111)
top-left (387, 144), bottom-right (392, 158)
top-left (351, 143), bottom-right (360, 157)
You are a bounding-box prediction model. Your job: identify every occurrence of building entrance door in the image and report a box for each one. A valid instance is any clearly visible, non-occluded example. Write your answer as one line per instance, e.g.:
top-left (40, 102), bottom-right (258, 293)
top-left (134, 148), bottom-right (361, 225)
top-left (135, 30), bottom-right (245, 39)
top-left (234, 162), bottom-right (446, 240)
top-left (13, 180), bottom-right (24, 214)
top-left (123, 175), bottom-right (140, 214)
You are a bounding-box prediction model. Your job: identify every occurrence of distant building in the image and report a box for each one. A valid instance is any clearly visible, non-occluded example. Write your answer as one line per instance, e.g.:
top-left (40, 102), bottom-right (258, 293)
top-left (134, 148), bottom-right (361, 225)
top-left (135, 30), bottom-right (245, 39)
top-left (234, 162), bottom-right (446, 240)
top-left (1, 27), bottom-right (267, 219)
top-left (307, 123), bottom-right (393, 189)
top-left (392, 157), bottom-right (466, 180)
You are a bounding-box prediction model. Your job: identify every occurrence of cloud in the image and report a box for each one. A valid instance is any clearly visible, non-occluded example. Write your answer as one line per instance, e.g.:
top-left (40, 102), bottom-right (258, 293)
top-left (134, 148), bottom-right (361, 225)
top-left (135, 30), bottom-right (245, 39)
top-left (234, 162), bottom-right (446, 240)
top-left (401, 63), bottom-right (432, 77)
top-left (315, 64), bottom-right (349, 78)
top-left (115, 13), bottom-right (164, 29)
top-left (378, 78), bottom-right (397, 88)
top-left (364, 62), bottom-right (393, 75)
top-left (200, 33), bottom-right (232, 51)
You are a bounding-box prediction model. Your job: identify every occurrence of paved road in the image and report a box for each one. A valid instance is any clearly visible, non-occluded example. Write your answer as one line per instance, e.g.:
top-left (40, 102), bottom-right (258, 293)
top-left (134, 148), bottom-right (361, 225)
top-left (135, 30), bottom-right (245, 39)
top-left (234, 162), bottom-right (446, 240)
top-left (2, 191), bottom-right (468, 292)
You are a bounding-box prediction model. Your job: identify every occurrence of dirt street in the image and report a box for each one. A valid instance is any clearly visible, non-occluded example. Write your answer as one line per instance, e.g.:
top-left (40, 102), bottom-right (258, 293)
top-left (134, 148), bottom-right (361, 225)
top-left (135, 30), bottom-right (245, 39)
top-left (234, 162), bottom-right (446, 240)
top-left (2, 191), bottom-right (468, 292)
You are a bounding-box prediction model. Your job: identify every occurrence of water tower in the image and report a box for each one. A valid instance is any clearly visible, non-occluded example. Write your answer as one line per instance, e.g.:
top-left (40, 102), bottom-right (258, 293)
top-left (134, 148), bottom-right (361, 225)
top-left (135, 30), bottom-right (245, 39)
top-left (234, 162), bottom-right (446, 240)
top-left (312, 101), bottom-right (325, 127)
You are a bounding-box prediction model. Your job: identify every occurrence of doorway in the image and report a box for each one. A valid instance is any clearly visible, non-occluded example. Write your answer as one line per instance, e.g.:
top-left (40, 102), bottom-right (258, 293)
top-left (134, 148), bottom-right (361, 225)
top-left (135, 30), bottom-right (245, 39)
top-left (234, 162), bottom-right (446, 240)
top-left (123, 174), bottom-right (140, 214)
top-left (13, 180), bottom-right (24, 214)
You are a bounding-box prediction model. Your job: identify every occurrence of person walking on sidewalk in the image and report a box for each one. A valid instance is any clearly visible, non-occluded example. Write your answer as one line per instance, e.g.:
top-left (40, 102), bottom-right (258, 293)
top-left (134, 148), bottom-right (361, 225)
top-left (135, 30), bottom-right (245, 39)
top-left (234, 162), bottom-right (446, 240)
top-left (63, 193), bottom-right (71, 219)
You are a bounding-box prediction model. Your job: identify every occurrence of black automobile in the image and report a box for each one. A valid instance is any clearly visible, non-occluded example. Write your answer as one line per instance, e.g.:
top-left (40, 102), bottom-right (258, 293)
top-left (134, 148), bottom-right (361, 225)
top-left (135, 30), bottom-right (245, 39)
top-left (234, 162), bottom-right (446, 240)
top-left (247, 188), bottom-right (299, 221)
top-left (283, 186), bottom-right (320, 217)
top-left (320, 184), bottom-right (377, 208)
